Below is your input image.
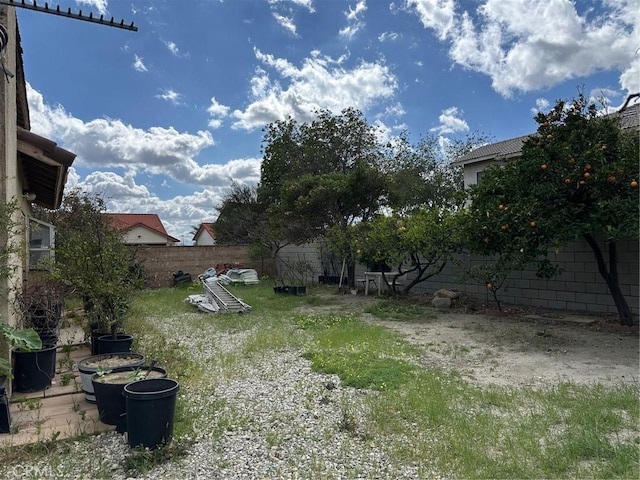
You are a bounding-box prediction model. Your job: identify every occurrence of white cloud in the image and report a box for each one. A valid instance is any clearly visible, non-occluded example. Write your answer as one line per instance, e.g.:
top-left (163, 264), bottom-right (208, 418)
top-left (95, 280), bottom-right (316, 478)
top-left (408, 0), bottom-right (640, 97)
top-left (232, 49), bottom-right (397, 130)
top-left (207, 97), bottom-right (231, 130)
top-left (619, 56), bottom-right (640, 93)
top-left (405, 0), bottom-right (456, 40)
top-left (164, 41), bottom-right (180, 56)
top-left (272, 13), bottom-right (298, 36)
top-left (156, 89), bottom-right (183, 105)
top-left (24, 83), bottom-right (263, 191)
top-left (429, 106), bottom-right (469, 135)
top-left (340, 1), bottom-right (367, 40)
top-left (76, 172), bottom-right (234, 242)
top-left (133, 54), bottom-right (148, 72)
top-left (75, 0), bottom-right (108, 15)
top-left (268, 0), bottom-right (315, 13)
top-left (530, 97), bottom-right (550, 115)
top-left (378, 32), bottom-right (399, 42)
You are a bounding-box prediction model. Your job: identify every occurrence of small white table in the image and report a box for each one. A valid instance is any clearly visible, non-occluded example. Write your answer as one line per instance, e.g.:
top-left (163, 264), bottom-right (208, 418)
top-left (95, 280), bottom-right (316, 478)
top-left (362, 271), bottom-right (399, 295)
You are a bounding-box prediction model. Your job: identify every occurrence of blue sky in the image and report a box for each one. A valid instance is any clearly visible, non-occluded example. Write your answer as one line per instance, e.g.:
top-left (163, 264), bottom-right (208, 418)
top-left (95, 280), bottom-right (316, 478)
top-left (16, 0), bottom-right (639, 243)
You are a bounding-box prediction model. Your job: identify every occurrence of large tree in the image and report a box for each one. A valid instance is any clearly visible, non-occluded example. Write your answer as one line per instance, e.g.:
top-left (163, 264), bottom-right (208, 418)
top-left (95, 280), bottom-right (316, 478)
top-left (258, 108), bottom-right (387, 285)
top-left (465, 94), bottom-right (639, 325)
top-left (214, 182), bottom-right (292, 277)
top-left (350, 132), bottom-right (477, 294)
top-left (381, 132), bottom-right (482, 214)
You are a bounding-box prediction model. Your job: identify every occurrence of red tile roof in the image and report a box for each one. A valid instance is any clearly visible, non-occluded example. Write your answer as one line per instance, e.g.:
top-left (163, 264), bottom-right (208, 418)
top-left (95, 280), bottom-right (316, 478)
top-left (105, 213), bottom-right (179, 242)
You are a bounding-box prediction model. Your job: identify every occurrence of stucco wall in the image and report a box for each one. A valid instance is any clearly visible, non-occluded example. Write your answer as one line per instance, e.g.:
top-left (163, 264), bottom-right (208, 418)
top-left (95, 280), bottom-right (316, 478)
top-left (0, 7), bottom-right (23, 327)
top-left (133, 245), bottom-right (275, 288)
top-left (123, 226), bottom-right (173, 246)
top-left (194, 232), bottom-right (215, 246)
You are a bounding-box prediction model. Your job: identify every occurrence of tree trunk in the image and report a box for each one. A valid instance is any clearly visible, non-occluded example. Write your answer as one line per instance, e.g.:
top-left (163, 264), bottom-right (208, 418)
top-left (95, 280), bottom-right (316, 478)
top-left (583, 233), bottom-right (633, 326)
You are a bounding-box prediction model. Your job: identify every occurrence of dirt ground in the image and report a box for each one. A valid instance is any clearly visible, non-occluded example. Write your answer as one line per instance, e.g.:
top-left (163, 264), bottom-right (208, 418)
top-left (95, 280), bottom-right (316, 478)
top-left (312, 293), bottom-right (639, 389)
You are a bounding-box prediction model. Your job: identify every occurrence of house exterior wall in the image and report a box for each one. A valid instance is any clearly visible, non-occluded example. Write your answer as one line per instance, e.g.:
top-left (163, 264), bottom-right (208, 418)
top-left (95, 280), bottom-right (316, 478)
top-left (194, 231), bottom-right (215, 246)
top-left (0, 7), bottom-right (23, 328)
top-left (133, 245), bottom-right (275, 288)
top-left (122, 226), bottom-right (173, 246)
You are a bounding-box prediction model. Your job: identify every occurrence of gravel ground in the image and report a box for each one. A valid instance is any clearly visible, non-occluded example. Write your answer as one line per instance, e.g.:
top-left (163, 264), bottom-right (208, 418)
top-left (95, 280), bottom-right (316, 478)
top-left (0, 313), bottom-right (439, 480)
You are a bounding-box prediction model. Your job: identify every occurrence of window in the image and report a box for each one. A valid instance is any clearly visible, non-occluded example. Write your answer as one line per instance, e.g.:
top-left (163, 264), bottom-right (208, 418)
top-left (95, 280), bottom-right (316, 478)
top-left (28, 218), bottom-right (55, 270)
top-left (476, 170), bottom-right (484, 184)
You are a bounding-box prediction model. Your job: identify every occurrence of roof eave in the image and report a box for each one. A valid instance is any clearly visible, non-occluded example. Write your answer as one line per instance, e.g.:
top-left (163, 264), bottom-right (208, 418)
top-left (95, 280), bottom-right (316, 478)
top-left (17, 127), bottom-right (76, 209)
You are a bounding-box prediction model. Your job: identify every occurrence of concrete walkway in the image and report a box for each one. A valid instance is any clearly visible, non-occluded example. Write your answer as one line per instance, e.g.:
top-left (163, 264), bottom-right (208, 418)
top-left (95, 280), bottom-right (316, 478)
top-left (0, 329), bottom-right (112, 447)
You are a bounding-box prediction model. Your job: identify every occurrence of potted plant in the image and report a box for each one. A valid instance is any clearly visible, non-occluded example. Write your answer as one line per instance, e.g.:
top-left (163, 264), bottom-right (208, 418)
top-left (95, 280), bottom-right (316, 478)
top-left (91, 362), bottom-right (167, 426)
top-left (1, 321), bottom-right (56, 393)
top-left (77, 352), bottom-right (145, 403)
top-left (87, 294), bottom-right (135, 355)
top-left (38, 191), bottom-right (144, 355)
top-left (16, 279), bottom-right (65, 347)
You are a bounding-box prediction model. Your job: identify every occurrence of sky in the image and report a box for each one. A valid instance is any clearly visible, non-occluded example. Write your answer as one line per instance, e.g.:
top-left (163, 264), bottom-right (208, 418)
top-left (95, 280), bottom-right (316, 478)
top-left (14, 0), bottom-right (640, 244)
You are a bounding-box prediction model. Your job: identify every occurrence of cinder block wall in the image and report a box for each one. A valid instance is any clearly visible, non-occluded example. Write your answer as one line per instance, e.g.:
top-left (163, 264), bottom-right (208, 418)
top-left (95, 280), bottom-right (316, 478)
top-left (279, 237), bottom-right (639, 316)
top-left (132, 245), bottom-right (275, 288)
top-left (412, 237), bottom-right (639, 316)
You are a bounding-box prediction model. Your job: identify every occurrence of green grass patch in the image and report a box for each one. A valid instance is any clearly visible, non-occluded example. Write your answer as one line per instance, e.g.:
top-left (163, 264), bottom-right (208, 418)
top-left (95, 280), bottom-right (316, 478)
top-left (2, 284), bottom-right (636, 480)
top-left (297, 312), bottom-right (420, 390)
top-left (366, 296), bottom-right (437, 322)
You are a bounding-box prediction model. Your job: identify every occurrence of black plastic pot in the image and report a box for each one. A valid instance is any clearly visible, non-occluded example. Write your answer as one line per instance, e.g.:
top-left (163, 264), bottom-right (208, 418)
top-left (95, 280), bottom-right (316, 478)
top-left (97, 334), bottom-right (134, 354)
top-left (0, 376), bottom-right (10, 433)
top-left (90, 330), bottom-right (110, 355)
top-left (92, 365), bottom-right (167, 425)
top-left (12, 344), bottom-right (57, 392)
top-left (123, 378), bottom-right (180, 449)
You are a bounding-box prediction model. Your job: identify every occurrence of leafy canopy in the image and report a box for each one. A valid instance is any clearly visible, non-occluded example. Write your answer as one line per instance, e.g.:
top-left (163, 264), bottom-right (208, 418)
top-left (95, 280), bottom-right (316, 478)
top-left (466, 93), bottom-right (639, 274)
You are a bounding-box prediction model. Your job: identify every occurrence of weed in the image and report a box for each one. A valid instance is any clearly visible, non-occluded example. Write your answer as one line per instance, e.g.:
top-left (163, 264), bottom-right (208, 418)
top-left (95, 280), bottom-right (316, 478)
top-left (124, 438), bottom-right (193, 476)
top-left (60, 373), bottom-right (75, 386)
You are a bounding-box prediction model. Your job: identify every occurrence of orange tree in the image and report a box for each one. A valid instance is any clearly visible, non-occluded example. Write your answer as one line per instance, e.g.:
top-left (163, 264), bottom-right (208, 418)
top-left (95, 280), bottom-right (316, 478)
top-left (465, 94), bottom-right (639, 325)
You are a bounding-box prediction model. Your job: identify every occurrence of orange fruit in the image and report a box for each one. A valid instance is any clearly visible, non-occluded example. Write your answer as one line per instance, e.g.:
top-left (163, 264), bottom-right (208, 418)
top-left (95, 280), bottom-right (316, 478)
top-left (501, 224), bottom-right (509, 231)
top-left (564, 177), bottom-right (572, 184)
top-left (585, 164), bottom-right (592, 170)
top-left (541, 164), bottom-right (548, 170)
top-left (498, 204), bottom-right (505, 210)
top-left (530, 221), bottom-right (537, 227)
top-left (579, 180), bottom-right (586, 185)
top-left (583, 172), bottom-right (591, 178)
top-left (631, 180), bottom-right (638, 188)
top-left (487, 282), bottom-right (494, 289)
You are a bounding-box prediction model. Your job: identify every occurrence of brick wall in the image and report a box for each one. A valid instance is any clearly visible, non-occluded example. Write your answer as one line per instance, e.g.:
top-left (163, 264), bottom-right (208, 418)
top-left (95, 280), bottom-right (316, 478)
top-left (132, 245), bottom-right (275, 288)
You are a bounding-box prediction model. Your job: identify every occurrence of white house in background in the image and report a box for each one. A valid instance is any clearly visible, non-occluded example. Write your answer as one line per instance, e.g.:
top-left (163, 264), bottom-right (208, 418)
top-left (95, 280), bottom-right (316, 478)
top-left (105, 213), bottom-right (179, 246)
top-left (193, 222), bottom-right (216, 246)
top-left (454, 99), bottom-right (640, 189)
